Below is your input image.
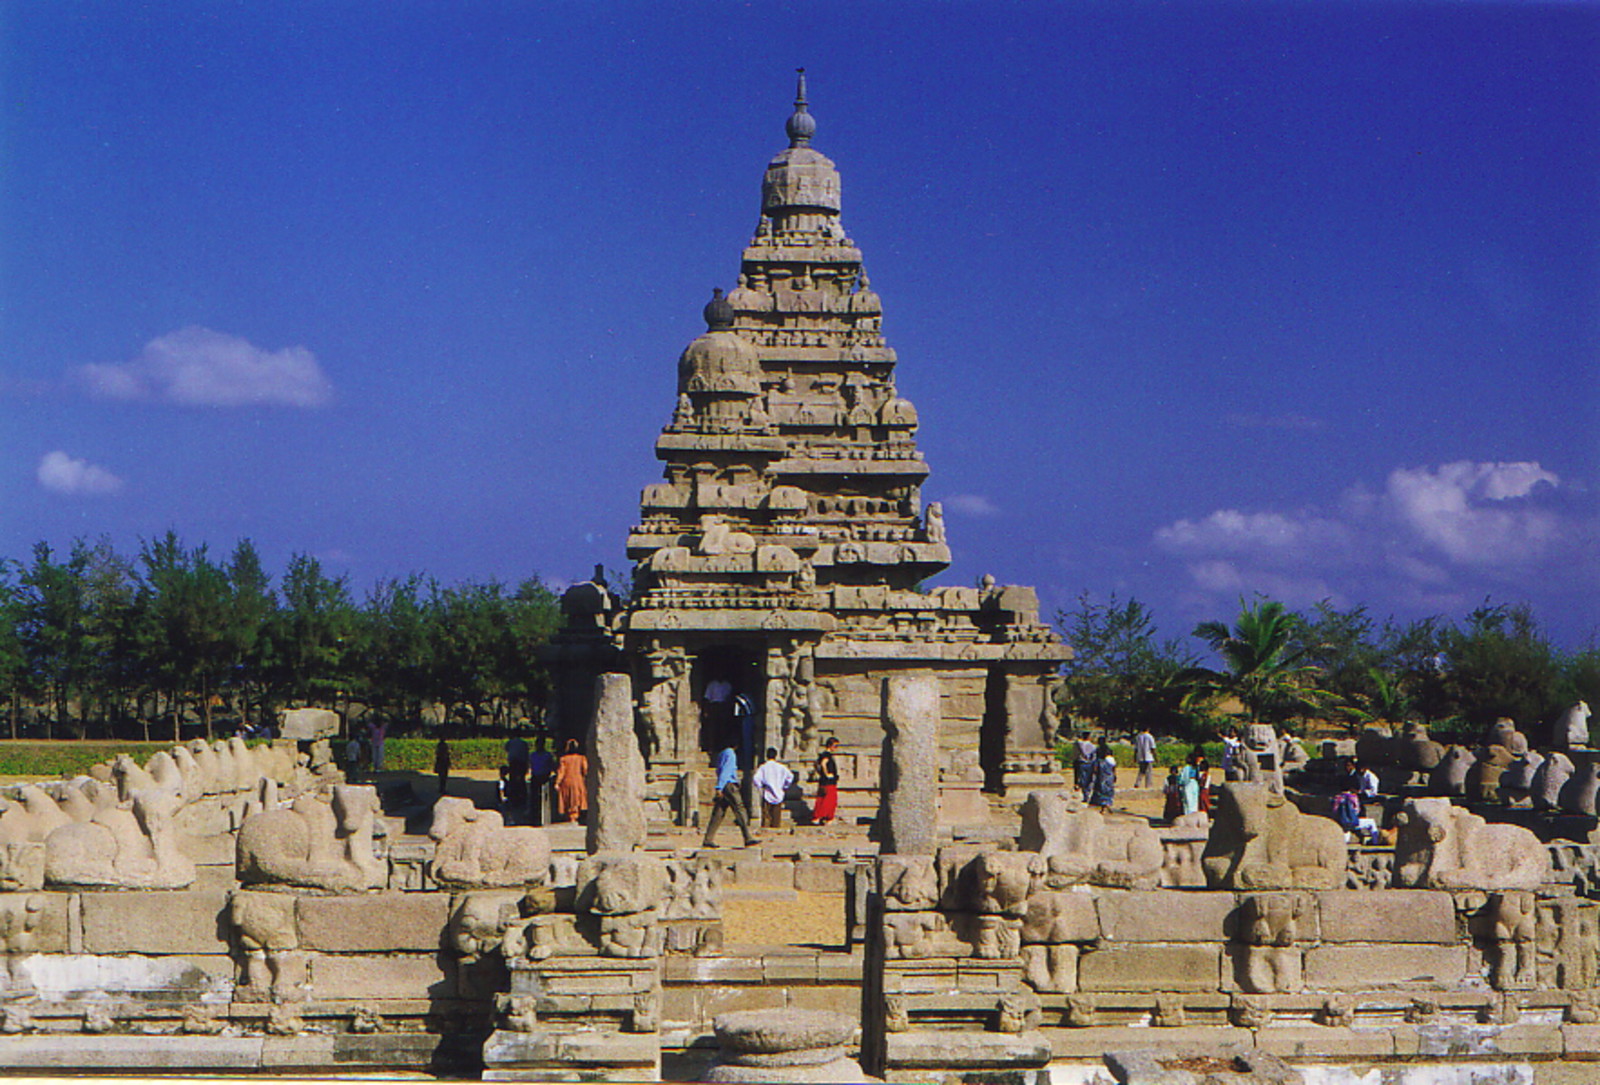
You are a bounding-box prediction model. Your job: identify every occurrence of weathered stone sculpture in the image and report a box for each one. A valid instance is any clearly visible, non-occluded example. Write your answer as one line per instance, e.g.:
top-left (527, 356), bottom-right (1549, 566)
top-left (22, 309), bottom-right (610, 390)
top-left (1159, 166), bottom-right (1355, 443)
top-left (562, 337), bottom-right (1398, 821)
top-left (1392, 797), bottom-right (1550, 890)
top-left (1201, 782), bottom-right (1346, 890)
top-left (1234, 893), bottom-right (1305, 994)
top-left (1555, 701), bottom-right (1592, 750)
top-left (1560, 760), bottom-right (1600, 816)
top-left (429, 797), bottom-right (550, 888)
top-left (880, 672), bottom-right (938, 855)
top-left (44, 788), bottom-right (195, 889)
top-left (1500, 750), bottom-right (1544, 806)
top-left (587, 672), bottom-right (647, 855)
top-left (1534, 751), bottom-right (1575, 810)
top-left (1467, 742), bottom-right (1516, 802)
top-left (1430, 745), bottom-right (1475, 797)
top-left (231, 890), bottom-right (306, 1003)
top-left (236, 783), bottom-right (384, 892)
top-left (1480, 891), bottom-right (1537, 991)
top-left (448, 891), bottom-right (525, 961)
top-left (1018, 790), bottom-right (1162, 889)
top-left (575, 852), bottom-right (669, 958)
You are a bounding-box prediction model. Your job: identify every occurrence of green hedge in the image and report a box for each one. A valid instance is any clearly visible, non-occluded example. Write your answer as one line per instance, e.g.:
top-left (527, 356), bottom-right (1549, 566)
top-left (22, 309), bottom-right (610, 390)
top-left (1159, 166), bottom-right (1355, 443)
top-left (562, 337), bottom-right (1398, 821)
top-left (0, 737), bottom-right (516, 779)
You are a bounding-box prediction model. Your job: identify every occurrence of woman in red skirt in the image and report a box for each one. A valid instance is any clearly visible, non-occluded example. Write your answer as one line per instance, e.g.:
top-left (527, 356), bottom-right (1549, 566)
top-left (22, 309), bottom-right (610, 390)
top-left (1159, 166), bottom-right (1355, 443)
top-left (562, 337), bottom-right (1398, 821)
top-left (812, 737), bottom-right (841, 825)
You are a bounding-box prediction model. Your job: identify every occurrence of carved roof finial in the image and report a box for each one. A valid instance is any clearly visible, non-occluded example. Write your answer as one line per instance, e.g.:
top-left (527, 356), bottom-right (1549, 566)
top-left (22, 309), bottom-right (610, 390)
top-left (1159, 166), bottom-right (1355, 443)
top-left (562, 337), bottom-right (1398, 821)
top-left (786, 67), bottom-right (815, 148)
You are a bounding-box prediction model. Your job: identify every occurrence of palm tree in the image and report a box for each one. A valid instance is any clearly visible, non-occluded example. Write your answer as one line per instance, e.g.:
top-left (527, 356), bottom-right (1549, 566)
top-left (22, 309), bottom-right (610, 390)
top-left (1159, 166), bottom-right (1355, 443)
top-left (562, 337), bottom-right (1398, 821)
top-left (1184, 598), bottom-right (1331, 729)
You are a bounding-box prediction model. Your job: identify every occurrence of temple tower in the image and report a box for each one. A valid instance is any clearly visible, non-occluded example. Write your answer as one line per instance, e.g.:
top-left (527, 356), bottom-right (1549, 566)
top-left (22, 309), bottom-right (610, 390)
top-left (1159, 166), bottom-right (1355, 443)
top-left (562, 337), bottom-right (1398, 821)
top-left (548, 75), bottom-right (1069, 815)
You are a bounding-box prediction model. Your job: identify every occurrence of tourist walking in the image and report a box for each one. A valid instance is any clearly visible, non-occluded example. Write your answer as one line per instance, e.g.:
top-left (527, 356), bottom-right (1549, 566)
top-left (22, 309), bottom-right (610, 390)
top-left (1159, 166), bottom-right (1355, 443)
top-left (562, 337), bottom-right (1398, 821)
top-left (751, 747), bottom-right (795, 830)
top-left (1133, 727), bottom-right (1156, 789)
top-left (812, 737), bottom-right (841, 826)
top-left (555, 738), bottom-right (589, 824)
top-left (1088, 741), bottom-right (1117, 810)
top-left (433, 737), bottom-right (451, 796)
top-left (1194, 753), bottom-right (1212, 814)
top-left (702, 745), bottom-right (758, 848)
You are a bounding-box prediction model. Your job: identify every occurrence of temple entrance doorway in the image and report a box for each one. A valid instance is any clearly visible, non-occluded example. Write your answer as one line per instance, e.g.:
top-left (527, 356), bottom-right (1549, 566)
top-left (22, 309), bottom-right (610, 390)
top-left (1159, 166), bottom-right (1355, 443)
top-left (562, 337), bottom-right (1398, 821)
top-left (980, 665), bottom-right (1008, 794)
top-left (692, 645), bottom-right (765, 771)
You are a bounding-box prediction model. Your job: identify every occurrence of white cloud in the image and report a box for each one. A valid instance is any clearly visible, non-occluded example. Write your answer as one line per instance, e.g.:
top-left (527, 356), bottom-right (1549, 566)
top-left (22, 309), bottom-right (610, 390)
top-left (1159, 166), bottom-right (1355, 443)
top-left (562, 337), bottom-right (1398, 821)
top-left (37, 451), bottom-right (124, 496)
top-left (78, 326), bottom-right (333, 408)
top-left (1383, 461), bottom-right (1560, 565)
top-left (944, 493), bottom-right (1000, 517)
top-left (1151, 459), bottom-right (1588, 612)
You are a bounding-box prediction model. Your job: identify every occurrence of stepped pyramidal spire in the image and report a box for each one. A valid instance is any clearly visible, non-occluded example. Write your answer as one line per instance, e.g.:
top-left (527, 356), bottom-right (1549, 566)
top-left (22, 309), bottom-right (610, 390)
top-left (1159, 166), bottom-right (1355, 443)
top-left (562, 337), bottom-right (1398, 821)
top-left (548, 78), bottom-right (1067, 798)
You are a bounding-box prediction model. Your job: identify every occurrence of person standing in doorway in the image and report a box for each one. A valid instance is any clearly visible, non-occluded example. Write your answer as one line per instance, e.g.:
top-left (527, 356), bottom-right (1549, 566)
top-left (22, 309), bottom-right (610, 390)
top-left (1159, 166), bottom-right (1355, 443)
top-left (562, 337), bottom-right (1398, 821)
top-left (812, 737), bottom-right (841, 826)
top-left (1133, 727), bottom-right (1156, 789)
top-left (555, 739), bottom-right (589, 824)
top-left (751, 747), bottom-right (795, 830)
top-left (702, 744), bottom-right (758, 848)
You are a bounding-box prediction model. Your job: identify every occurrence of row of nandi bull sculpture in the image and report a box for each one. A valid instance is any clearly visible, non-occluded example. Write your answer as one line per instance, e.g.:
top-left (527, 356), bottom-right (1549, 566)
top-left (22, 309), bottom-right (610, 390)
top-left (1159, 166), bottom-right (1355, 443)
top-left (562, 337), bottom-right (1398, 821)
top-left (0, 735), bottom-right (304, 891)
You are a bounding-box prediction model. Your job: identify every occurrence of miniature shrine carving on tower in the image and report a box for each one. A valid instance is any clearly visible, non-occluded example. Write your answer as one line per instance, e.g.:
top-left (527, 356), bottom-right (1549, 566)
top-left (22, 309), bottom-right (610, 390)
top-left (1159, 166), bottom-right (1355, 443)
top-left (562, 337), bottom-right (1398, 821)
top-left (545, 74), bottom-right (1070, 813)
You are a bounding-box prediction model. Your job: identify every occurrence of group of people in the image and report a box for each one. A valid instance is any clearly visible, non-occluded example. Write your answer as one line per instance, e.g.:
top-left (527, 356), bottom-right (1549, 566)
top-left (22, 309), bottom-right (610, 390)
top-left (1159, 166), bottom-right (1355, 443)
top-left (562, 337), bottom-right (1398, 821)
top-left (702, 737), bottom-right (842, 847)
top-left (1075, 726), bottom-right (1222, 824)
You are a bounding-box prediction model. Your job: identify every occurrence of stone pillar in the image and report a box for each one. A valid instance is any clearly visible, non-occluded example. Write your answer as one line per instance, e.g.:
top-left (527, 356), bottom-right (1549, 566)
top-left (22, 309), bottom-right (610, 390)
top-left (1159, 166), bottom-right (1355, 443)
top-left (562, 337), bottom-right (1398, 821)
top-left (586, 673), bottom-right (647, 855)
top-left (881, 672), bottom-right (939, 857)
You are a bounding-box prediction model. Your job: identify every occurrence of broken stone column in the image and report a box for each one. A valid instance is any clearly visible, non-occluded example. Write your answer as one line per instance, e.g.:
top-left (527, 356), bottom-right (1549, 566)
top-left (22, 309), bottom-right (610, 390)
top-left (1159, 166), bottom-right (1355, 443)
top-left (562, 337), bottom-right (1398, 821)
top-left (880, 672), bottom-right (939, 856)
top-left (703, 1009), bottom-right (864, 1082)
top-left (587, 672), bottom-right (647, 855)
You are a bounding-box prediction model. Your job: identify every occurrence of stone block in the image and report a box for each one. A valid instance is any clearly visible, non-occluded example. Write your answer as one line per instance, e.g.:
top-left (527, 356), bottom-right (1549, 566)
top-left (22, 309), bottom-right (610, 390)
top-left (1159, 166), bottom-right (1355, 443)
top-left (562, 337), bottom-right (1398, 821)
top-left (1562, 1023), bottom-right (1600, 1056)
top-left (1096, 890), bottom-right (1233, 942)
top-left (884, 1029), bottom-right (1051, 1069)
top-left (698, 984), bottom-right (787, 1021)
top-left (787, 986), bottom-right (862, 1018)
top-left (81, 890), bottom-right (229, 955)
top-left (1047, 1026), bottom-right (1253, 1059)
top-left (763, 955), bottom-right (817, 982)
top-left (307, 953), bottom-right (451, 1000)
top-left (1253, 1026), bottom-right (1396, 1058)
top-left (815, 951), bottom-right (864, 982)
top-left (1020, 889), bottom-right (1099, 944)
top-left (296, 892), bottom-right (449, 952)
top-left (18, 953), bottom-right (233, 999)
top-left (1317, 889), bottom-right (1457, 944)
top-left (1303, 944), bottom-right (1469, 988)
top-left (664, 957), bottom-right (763, 983)
top-left (1412, 1022), bottom-right (1563, 1057)
top-left (0, 1035), bottom-right (264, 1069)
top-left (792, 861), bottom-right (845, 893)
top-left (1076, 945), bottom-right (1221, 992)
top-left (732, 860), bottom-right (794, 888)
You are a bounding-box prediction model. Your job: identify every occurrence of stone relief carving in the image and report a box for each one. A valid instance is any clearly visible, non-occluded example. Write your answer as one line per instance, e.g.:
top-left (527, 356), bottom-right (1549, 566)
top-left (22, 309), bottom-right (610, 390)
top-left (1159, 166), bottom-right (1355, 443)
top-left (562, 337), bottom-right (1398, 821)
top-left (1018, 790), bottom-right (1162, 889)
top-left (236, 782), bottom-right (384, 893)
top-left (429, 797), bottom-right (550, 889)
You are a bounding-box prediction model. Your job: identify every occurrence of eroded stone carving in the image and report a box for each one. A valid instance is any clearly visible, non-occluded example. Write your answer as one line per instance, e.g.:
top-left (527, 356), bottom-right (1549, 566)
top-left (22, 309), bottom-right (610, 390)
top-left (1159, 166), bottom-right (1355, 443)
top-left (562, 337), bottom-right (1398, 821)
top-left (429, 797), bottom-right (550, 888)
top-left (1019, 790), bottom-right (1162, 889)
top-left (236, 783), bottom-right (383, 892)
top-left (1555, 701), bottom-right (1592, 750)
top-left (1201, 783), bottom-right (1346, 890)
top-left (1430, 746), bottom-right (1475, 797)
top-left (44, 788), bottom-right (195, 889)
top-left (1481, 891), bottom-right (1537, 991)
top-left (1392, 797), bottom-right (1550, 890)
top-left (449, 891), bottom-right (524, 960)
top-left (1234, 893), bottom-right (1304, 993)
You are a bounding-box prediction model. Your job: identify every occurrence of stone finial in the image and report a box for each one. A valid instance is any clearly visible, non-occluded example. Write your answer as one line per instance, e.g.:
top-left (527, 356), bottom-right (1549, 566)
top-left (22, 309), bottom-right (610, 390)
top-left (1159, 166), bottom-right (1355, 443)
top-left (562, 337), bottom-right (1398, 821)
top-left (786, 68), bottom-right (815, 147)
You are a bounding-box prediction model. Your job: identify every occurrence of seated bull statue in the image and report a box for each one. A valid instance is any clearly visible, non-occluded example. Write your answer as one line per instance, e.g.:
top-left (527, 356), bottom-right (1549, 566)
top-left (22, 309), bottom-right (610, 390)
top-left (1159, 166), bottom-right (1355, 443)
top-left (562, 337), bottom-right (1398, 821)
top-left (1392, 797), bottom-right (1550, 891)
top-left (1554, 702), bottom-right (1592, 750)
top-left (44, 788), bottom-right (195, 889)
top-left (1018, 790), bottom-right (1163, 889)
top-left (428, 797), bottom-right (550, 888)
top-left (236, 783), bottom-right (384, 892)
top-left (1201, 782), bottom-right (1346, 890)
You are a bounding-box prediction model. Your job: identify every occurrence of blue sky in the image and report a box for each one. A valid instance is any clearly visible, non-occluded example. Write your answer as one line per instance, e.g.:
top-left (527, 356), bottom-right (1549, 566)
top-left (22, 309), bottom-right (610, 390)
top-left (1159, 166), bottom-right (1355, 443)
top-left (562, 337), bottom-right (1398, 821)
top-left (3, 1), bottom-right (1597, 649)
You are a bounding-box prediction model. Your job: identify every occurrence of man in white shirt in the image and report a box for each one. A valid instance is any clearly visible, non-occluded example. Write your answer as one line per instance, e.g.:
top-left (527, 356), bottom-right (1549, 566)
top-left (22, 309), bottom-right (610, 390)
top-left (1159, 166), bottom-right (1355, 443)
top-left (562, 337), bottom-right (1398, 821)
top-left (750, 748), bottom-right (796, 830)
top-left (1133, 728), bottom-right (1156, 789)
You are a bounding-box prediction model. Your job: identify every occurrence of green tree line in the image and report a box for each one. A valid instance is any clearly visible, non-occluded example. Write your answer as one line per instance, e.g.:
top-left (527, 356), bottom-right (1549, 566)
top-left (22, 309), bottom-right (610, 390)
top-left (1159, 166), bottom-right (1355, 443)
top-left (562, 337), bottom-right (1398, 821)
top-left (1057, 593), bottom-right (1600, 742)
top-left (0, 533), bottom-right (562, 742)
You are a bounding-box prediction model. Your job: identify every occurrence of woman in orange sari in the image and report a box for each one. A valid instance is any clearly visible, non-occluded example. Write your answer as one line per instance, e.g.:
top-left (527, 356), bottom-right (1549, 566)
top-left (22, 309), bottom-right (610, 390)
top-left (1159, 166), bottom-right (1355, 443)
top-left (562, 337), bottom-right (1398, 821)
top-left (554, 739), bottom-right (589, 823)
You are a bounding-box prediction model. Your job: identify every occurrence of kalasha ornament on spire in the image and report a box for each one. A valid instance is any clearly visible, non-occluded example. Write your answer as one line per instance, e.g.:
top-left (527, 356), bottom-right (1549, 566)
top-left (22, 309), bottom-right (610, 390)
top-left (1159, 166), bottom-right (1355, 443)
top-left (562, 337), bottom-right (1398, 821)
top-left (785, 67), bottom-right (815, 148)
